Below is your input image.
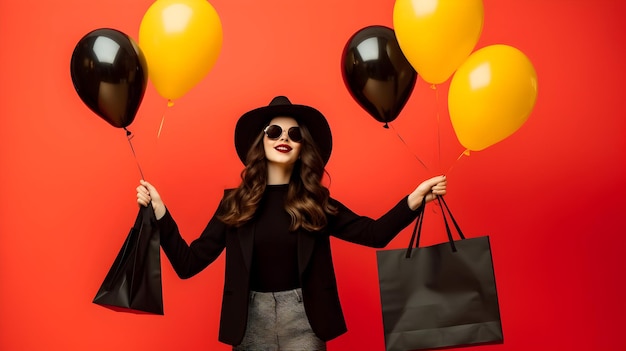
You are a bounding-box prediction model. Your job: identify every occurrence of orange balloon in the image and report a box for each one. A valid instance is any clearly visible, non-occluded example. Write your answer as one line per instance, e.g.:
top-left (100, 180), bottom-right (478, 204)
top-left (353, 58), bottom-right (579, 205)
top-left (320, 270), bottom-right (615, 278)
top-left (448, 45), bottom-right (538, 151)
top-left (393, 0), bottom-right (484, 84)
top-left (139, 0), bottom-right (223, 102)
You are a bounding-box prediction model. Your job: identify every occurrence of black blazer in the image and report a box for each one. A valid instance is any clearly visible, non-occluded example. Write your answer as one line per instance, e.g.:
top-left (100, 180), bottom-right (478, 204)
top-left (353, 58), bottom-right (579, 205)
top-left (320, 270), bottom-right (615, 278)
top-left (158, 190), bottom-right (421, 346)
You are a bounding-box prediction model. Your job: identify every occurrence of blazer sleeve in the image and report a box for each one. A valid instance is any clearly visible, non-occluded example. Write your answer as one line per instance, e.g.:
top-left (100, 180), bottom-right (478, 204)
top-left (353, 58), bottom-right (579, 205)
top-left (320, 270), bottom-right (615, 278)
top-left (327, 195), bottom-right (422, 248)
top-left (157, 195), bottom-right (229, 279)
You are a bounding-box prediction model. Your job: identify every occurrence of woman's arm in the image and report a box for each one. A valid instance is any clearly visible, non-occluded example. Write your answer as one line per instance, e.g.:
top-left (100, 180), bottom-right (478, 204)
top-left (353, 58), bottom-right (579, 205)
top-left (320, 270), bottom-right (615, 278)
top-left (136, 180), bottom-right (227, 279)
top-left (329, 175), bottom-right (447, 248)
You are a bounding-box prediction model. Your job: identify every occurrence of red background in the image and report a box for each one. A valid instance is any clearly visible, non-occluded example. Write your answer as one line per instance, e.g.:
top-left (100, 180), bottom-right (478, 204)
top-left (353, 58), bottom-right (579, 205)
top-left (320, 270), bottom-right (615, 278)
top-left (1, 0), bottom-right (625, 350)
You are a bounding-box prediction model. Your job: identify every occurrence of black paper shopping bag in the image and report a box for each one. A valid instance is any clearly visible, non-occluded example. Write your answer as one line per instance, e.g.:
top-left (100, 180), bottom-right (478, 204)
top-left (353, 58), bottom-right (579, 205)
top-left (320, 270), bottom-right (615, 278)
top-left (377, 196), bottom-right (502, 351)
top-left (93, 203), bottom-right (163, 315)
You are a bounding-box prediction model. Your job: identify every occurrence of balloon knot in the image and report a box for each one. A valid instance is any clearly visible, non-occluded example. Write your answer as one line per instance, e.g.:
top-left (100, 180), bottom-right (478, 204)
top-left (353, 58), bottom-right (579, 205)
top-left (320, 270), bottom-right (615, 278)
top-left (383, 123), bottom-right (389, 129)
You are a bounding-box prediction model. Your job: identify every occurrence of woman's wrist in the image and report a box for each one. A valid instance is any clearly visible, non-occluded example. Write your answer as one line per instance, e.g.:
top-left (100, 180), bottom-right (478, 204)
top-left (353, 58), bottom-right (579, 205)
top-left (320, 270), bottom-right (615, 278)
top-left (407, 193), bottom-right (424, 211)
top-left (153, 203), bottom-right (166, 220)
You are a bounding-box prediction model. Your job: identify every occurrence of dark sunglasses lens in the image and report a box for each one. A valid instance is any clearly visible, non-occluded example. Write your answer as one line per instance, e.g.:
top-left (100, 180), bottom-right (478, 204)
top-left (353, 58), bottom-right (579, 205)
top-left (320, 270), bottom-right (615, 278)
top-left (288, 127), bottom-right (302, 142)
top-left (265, 125), bottom-right (282, 139)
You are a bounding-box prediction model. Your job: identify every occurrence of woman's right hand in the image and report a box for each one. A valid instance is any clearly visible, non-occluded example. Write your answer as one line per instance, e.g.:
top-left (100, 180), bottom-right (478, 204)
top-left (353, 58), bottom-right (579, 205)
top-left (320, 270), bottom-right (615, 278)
top-left (136, 180), bottom-right (166, 220)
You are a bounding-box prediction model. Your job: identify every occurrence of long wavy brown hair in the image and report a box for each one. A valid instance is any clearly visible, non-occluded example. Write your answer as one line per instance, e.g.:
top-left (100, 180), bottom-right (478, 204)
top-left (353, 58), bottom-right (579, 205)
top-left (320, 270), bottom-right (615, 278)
top-left (217, 122), bottom-right (337, 231)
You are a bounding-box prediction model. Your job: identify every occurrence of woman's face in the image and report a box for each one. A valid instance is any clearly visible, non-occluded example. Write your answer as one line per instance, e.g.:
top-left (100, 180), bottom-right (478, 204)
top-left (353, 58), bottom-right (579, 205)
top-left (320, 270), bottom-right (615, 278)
top-left (263, 116), bottom-right (302, 167)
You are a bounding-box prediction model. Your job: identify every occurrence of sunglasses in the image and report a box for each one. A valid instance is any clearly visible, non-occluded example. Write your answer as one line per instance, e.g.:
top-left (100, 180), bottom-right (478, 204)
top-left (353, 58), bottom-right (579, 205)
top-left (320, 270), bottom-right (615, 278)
top-left (263, 125), bottom-right (303, 143)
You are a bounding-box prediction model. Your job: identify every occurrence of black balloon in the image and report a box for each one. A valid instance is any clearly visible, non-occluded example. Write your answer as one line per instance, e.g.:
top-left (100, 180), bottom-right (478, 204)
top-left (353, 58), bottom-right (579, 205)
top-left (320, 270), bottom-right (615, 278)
top-left (70, 28), bottom-right (148, 128)
top-left (342, 25), bottom-right (417, 127)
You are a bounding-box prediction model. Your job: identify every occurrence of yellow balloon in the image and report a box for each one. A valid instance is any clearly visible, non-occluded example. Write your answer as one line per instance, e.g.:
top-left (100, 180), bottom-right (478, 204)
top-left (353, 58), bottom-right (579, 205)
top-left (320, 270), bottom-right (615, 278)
top-left (393, 0), bottom-right (484, 84)
top-left (139, 0), bottom-right (223, 101)
top-left (448, 45), bottom-right (538, 151)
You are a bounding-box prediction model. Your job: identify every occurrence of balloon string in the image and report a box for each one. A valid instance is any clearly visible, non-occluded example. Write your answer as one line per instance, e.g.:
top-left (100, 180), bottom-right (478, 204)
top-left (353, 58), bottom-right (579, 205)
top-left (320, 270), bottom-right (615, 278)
top-left (157, 114), bottom-right (166, 138)
top-left (389, 123), bottom-right (429, 170)
top-left (124, 128), bottom-right (145, 180)
top-left (157, 101), bottom-right (171, 138)
top-left (432, 84), bottom-right (442, 173)
top-left (445, 149), bottom-right (469, 175)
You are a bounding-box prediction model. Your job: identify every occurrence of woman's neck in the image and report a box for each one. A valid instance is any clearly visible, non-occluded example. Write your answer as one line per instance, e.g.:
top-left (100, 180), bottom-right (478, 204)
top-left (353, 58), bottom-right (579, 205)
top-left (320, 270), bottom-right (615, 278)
top-left (266, 162), bottom-right (293, 185)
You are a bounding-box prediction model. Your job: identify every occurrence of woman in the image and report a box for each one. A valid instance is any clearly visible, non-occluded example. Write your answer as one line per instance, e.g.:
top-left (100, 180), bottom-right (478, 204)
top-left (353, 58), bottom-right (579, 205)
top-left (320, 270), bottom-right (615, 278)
top-left (136, 96), bottom-right (447, 351)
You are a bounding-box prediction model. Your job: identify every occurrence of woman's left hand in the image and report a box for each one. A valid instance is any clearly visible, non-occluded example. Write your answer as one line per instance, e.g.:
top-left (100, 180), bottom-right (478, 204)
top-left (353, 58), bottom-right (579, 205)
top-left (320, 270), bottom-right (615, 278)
top-left (407, 175), bottom-right (447, 210)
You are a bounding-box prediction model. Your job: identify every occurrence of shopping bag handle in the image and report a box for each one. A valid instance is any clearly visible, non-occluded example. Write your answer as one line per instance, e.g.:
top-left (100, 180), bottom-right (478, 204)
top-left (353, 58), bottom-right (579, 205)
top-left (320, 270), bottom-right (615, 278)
top-left (405, 196), bottom-right (465, 258)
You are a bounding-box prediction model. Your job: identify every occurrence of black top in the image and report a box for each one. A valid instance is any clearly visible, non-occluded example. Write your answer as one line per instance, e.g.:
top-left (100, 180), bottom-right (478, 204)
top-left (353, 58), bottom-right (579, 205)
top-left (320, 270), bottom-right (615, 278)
top-left (249, 184), bottom-right (299, 292)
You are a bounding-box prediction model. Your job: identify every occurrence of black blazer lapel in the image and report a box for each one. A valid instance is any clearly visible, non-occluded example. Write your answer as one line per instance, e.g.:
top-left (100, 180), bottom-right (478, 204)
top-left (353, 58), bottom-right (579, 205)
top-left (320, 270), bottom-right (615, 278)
top-left (237, 221), bottom-right (255, 273)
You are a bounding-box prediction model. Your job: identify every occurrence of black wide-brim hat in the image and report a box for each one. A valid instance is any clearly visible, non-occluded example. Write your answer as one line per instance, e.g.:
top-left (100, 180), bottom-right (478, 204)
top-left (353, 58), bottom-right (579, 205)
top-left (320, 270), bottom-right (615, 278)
top-left (235, 96), bottom-right (333, 165)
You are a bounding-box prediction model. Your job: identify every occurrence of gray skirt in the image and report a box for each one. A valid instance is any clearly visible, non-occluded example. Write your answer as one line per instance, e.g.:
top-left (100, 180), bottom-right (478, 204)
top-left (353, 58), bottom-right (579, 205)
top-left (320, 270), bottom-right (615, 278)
top-left (233, 289), bottom-right (326, 351)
